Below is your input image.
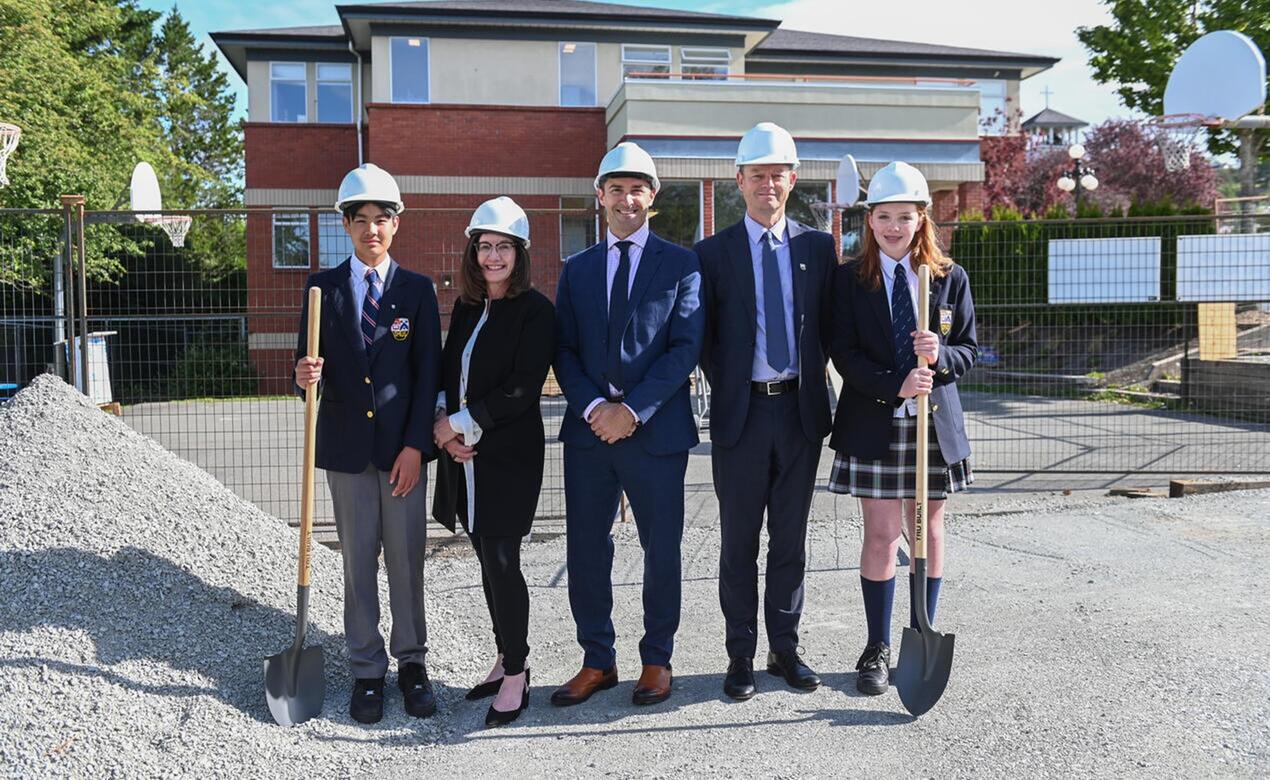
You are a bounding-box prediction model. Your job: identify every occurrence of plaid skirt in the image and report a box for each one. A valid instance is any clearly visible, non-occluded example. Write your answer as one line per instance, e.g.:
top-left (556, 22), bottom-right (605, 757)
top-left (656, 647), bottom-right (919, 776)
top-left (828, 415), bottom-right (973, 499)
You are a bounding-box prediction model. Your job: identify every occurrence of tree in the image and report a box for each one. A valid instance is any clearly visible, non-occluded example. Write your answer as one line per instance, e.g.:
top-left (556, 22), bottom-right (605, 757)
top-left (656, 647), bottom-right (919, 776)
top-left (0, 0), bottom-right (243, 286)
top-left (1076, 0), bottom-right (1267, 196)
top-left (1081, 119), bottom-right (1218, 210)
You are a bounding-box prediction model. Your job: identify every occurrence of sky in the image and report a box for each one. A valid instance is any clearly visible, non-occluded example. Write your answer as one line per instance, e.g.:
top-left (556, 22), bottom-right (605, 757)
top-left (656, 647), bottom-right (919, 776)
top-left (141, 0), bottom-right (1136, 127)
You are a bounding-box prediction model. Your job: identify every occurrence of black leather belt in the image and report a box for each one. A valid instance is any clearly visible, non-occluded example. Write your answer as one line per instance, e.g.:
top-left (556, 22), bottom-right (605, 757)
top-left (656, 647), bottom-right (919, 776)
top-left (751, 378), bottom-right (797, 396)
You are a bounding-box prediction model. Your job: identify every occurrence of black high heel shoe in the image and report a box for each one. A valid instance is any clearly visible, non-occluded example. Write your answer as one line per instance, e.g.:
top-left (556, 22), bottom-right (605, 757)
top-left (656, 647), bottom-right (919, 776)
top-left (465, 678), bottom-right (503, 701)
top-left (484, 669), bottom-right (530, 727)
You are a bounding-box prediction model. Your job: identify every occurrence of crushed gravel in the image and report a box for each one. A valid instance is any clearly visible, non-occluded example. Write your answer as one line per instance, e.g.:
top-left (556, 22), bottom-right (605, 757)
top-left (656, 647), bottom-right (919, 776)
top-left (1, 374), bottom-right (1267, 778)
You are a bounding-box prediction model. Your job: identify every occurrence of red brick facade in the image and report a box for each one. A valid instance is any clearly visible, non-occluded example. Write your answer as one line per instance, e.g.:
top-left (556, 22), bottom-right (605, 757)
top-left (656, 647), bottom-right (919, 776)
top-left (365, 104), bottom-right (607, 177)
top-left (245, 123), bottom-right (362, 189)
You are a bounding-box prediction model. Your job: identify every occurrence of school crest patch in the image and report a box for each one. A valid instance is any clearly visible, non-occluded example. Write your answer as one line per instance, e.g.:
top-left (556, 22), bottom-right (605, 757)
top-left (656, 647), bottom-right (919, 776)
top-left (939, 307), bottom-right (953, 336)
top-left (390, 317), bottom-right (410, 341)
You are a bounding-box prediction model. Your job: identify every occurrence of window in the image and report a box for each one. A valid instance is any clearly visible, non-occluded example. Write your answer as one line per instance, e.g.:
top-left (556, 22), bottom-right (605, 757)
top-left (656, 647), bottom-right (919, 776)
top-left (270, 63), bottom-right (307, 123)
top-left (317, 212), bottom-right (353, 268)
top-left (316, 63), bottom-right (353, 123)
top-left (622, 45), bottom-right (670, 80)
top-left (391, 37), bottom-right (430, 103)
top-left (560, 196), bottom-right (598, 259)
top-left (272, 213), bottom-right (311, 269)
top-left (975, 79), bottom-right (1008, 135)
top-left (649, 181), bottom-right (702, 248)
top-left (559, 42), bottom-right (597, 107)
top-left (681, 47), bottom-right (729, 81)
top-left (712, 180), bottom-right (832, 232)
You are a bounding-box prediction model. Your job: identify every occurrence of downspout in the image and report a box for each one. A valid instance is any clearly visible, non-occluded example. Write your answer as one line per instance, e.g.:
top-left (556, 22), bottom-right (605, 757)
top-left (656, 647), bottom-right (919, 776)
top-left (349, 39), bottom-right (364, 165)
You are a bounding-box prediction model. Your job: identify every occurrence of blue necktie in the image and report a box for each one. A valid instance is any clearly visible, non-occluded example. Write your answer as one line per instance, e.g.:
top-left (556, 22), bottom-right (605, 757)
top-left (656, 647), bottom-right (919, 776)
top-left (891, 263), bottom-right (917, 373)
top-left (606, 240), bottom-right (632, 393)
top-left (361, 268), bottom-right (381, 349)
top-left (762, 231), bottom-right (790, 373)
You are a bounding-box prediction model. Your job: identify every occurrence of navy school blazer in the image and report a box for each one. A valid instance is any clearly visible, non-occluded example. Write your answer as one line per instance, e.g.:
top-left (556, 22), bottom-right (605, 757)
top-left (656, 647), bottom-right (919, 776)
top-left (695, 218), bottom-right (836, 448)
top-left (553, 231), bottom-right (705, 456)
top-left (829, 258), bottom-right (977, 463)
top-left (295, 258), bottom-right (442, 474)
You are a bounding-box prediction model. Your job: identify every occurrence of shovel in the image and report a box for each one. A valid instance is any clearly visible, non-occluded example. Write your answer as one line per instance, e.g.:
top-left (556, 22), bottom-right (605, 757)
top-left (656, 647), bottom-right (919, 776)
top-left (265, 285), bottom-right (326, 727)
top-left (895, 264), bottom-right (955, 718)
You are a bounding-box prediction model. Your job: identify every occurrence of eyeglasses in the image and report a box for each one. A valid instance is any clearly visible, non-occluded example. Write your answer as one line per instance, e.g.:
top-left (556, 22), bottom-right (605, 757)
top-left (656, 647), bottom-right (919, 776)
top-left (477, 241), bottom-right (517, 256)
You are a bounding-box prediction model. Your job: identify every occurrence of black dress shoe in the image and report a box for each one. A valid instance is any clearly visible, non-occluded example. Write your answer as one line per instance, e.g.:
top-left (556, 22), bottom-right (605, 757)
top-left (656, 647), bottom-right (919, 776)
top-left (723, 657), bottom-right (756, 701)
top-left (398, 662), bottom-right (438, 718)
top-left (350, 676), bottom-right (385, 724)
top-left (766, 650), bottom-right (821, 690)
top-left (855, 642), bottom-right (891, 696)
top-left (485, 669), bottom-right (530, 727)
top-left (465, 678), bottom-right (503, 701)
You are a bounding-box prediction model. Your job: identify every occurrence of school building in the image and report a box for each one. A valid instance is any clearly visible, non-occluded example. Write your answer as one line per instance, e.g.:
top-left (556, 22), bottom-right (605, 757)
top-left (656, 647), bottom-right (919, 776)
top-left (211, 0), bottom-right (1057, 390)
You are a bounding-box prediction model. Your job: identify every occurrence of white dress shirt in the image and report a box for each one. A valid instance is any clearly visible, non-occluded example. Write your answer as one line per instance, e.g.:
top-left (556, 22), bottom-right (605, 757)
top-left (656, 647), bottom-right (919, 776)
top-left (348, 254), bottom-right (391, 330)
top-left (743, 214), bottom-right (799, 381)
top-left (584, 222), bottom-right (649, 422)
top-left (880, 252), bottom-right (920, 417)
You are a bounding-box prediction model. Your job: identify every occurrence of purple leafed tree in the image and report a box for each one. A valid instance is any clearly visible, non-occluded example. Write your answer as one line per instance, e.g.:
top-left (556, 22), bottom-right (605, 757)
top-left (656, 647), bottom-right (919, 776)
top-left (1081, 119), bottom-right (1218, 210)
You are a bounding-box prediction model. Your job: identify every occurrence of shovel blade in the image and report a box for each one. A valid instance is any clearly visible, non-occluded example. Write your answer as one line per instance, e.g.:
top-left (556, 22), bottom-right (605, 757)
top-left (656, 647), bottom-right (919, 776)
top-left (894, 626), bottom-right (955, 717)
top-left (264, 644), bottom-right (326, 727)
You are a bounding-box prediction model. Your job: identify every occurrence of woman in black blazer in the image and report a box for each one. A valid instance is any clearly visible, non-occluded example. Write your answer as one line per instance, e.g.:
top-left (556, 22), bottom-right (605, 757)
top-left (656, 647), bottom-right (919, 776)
top-left (827, 162), bottom-right (977, 699)
top-left (432, 197), bottom-right (555, 726)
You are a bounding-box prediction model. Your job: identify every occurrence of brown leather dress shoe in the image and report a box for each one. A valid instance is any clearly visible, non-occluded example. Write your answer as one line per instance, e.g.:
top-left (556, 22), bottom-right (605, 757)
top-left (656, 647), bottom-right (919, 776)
top-left (632, 664), bottom-right (672, 705)
top-left (550, 666), bottom-right (618, 707)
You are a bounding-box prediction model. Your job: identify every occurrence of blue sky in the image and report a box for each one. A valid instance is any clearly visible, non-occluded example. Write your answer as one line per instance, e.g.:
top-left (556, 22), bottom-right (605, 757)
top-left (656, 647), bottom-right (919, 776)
top-left (141, 0), bottom-right (1132, 127)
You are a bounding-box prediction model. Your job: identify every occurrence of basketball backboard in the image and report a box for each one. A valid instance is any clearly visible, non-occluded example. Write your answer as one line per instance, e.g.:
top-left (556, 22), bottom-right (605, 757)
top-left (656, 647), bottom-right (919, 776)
top-left (835, 154), bottom-right (861, 208)
top-left (129, 162), bottom-right (162, 219)
top-left (1164, 30), bottom-right (1266, 122)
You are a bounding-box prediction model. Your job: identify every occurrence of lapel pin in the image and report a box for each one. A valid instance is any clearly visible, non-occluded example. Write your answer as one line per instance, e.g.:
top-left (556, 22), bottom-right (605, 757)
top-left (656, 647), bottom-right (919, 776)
top-left (799, 263), bottom-right (806, 271)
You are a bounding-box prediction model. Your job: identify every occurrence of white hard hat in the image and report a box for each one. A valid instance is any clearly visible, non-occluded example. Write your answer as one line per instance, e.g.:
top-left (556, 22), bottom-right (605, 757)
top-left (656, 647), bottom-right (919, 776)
top-left (865, 161), bottom-right (931, 207)
top-left (465, 196), bottom-right (531, 248)
top-left (594, 142), bottom-right (660, 191)
top-left (735, 122), bottom-right (800, 168)
top-left (335, 163), bottom-right (405, 213)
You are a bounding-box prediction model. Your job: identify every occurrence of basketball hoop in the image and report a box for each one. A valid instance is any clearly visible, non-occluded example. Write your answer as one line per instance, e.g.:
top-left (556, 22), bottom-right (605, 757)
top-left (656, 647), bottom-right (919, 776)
top-left (0, 123), bottom-right (20, 187)
top-left (1150, 114), bottom-right (1213, 172)
top-left (142, 214), bottom-right (193, 248)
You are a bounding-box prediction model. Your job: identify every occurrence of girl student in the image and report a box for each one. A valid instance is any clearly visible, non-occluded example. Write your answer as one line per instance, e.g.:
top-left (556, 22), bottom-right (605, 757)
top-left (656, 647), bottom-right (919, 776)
top-left (827, 161), bottom-right (977, 696)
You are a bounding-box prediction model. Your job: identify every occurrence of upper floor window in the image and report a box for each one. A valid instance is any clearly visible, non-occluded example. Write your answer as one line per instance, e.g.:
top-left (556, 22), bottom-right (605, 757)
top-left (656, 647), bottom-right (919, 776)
top-left (316, 63), bottom-right (353, 123)
top-left (681, 48), bottom-right (729, 81)
top-left (559, 42), bottom-right (597, 107)
top-left (975, 79), bottom-right (1008, 135)
top-left (270, 63), bottom-right (307, 123)
top-left (622, 45), bottom-right (670, 80)
top-left (391, 37), bottom-right (430, 103)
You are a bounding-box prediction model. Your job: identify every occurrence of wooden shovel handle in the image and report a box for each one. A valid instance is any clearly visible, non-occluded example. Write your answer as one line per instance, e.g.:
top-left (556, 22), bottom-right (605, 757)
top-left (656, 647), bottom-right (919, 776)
top-left (298, 286), bottom-right (321, 588)
top-left (914, 265), bottom-right (931, 561)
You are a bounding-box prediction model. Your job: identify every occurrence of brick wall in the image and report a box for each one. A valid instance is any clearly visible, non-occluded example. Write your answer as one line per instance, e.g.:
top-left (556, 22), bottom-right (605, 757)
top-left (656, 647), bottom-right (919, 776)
top-left (244, 124), bottom-right (362, 189)
top-left (366, 104), bottom-right (607, 177)
top-left (958, 181), bottom-right (984, 216)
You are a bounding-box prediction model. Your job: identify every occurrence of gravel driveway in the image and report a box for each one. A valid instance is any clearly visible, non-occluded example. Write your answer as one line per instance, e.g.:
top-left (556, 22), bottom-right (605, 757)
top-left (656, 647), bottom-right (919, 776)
top-left (1, 375), bottom-right (1266, 778)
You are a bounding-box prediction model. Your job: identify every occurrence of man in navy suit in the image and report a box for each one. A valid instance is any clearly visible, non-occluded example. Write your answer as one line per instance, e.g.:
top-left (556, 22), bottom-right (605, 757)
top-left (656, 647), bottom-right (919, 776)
top-left (550, 142), bottom-right (704, 707)
top-left (694, 123), bottom-right (836, 700)
top-left (294, 163), bottom-right (442, 724)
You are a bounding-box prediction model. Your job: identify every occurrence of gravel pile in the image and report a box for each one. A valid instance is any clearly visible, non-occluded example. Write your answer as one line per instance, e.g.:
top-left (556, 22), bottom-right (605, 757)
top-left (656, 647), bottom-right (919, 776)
top-left (0, 376), bottom-right (480, 778)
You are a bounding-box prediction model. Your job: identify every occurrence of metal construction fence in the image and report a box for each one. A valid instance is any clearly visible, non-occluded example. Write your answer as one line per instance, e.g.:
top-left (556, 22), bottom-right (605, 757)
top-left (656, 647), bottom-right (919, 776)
top-left (2, 204), bottom-right (1268, 540)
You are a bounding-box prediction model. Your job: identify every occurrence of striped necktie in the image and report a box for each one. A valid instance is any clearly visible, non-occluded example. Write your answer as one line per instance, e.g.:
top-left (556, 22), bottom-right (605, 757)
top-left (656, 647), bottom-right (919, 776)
top-left (891, 263), bottom-right (917, 374)
top-left (361, 268), bottom-right (381, 348)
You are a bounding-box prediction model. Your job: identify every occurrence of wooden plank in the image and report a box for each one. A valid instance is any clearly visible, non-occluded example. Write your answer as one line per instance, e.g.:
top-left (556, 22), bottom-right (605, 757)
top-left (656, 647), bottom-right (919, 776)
top-left (1197, 303), bottom-right (1236, 360)
top-left (1168, 479), bottom-right (1270, 498)
top-left (1109, 487), bottom-right (1168, 499)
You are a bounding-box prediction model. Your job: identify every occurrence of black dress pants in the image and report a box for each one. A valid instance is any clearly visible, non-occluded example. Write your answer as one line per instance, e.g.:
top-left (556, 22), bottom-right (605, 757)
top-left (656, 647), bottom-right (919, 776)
top-left (469, 533), bottom-right (530, 675)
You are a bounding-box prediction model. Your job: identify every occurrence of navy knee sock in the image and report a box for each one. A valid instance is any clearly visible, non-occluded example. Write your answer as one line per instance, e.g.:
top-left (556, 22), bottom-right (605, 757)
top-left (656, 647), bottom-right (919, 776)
top-left (908, 573), bottom-right (942, 629)
top-left (860, 576), bottom-right (895, 647)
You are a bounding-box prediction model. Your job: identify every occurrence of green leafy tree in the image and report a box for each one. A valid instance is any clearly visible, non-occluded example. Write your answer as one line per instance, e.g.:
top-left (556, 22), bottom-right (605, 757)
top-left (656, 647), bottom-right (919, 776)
top-left (1077, 0), bottom-right (1267, 196)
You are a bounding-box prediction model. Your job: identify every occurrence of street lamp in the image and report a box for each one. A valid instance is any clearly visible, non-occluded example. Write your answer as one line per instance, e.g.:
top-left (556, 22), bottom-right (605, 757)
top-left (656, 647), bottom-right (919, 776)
top-left (1056, 143), bottom-right (1098, 208)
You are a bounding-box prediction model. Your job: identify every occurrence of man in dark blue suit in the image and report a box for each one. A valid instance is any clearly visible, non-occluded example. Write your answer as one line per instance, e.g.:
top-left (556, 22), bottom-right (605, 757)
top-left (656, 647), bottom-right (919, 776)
top-left (694, 123), bottom-right (836, 700)
top-left (294, 163), bottom-right (442, 724)
top-left (550, 143), bottom-right (704, 707)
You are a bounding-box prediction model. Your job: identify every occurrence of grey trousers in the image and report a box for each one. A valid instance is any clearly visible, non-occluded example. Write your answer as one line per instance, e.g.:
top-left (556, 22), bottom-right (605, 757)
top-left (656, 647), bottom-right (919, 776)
top-left (327, 464), bottom-right (428, 679)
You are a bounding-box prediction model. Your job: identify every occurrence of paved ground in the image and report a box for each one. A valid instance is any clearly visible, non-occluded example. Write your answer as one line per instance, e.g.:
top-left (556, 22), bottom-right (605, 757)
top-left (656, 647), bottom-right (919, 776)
top-left (342, 487), bottom-right (1269, 777)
